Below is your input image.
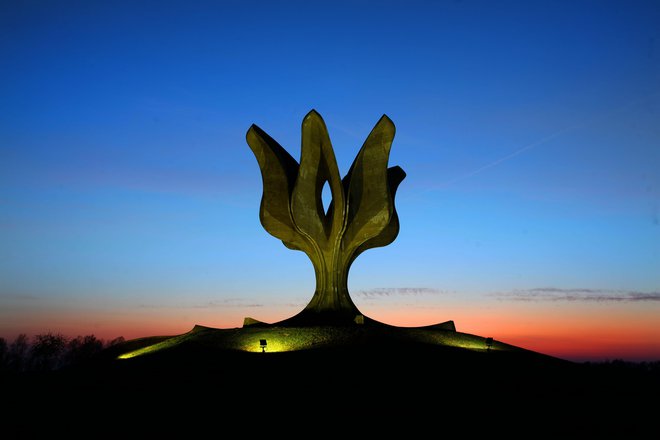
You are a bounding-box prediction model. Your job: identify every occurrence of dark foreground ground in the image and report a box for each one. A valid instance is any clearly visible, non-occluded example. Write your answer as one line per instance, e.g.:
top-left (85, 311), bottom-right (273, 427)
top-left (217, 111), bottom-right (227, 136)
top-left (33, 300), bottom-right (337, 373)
top-left (3, 331), bottom-right (659, 437)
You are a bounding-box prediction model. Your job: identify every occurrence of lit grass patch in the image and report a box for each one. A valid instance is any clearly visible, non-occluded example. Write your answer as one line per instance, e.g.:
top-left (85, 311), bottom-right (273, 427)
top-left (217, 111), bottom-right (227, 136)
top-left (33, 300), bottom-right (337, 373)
top-left (116, 329), bottom-right (201, 359)
top-left (228, 327), bottom-right (343, 352)
top-left (117, 336), bottom-right (180, 359)
top-left (115, 324), bottom-right (519, 359)
top-left (404, 329), bottom-right (509, 352)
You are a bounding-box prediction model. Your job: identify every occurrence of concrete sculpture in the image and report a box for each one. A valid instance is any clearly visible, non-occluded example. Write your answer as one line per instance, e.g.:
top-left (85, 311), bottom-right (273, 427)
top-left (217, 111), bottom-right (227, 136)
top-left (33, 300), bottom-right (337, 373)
top-left (246, 110), bottom-right (405, 325)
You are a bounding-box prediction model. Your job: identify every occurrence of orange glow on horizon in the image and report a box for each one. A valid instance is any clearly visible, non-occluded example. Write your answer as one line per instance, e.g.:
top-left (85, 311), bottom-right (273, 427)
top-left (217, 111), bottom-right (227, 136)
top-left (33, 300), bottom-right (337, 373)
top-left (2, 301), bottom-right (659, 362)
top-left (360, 300), bottom-right (660, 362)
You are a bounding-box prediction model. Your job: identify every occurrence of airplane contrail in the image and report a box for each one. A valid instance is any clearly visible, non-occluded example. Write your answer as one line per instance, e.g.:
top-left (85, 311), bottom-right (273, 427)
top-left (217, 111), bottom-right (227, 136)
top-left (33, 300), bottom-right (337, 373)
top-left (437, 126), bottom-right (576, 188)
top-left (436, 90), bottom-right (659, 189)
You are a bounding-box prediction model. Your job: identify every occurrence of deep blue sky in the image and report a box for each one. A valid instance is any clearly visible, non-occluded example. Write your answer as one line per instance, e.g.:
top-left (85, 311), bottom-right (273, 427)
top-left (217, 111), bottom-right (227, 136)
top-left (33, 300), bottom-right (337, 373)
top-left (1, 1), bottom-right (659, 360)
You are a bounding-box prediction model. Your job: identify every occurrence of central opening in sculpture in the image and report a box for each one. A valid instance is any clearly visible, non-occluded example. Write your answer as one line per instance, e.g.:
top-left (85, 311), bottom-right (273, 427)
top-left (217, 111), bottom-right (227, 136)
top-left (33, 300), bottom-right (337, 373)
top-left (246, 110), bottom-right (406, 325)
top-left (321, 181), bottom-right (331, 217)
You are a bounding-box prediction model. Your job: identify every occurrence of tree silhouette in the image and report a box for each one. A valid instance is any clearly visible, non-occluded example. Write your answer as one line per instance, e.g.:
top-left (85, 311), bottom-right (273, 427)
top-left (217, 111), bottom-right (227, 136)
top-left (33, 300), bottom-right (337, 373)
top-left (0, 333), bottom-right (129, 372)
top-left (66, 335), bottom-right (104, 365)
top-left (8, 334), bottom-right (30, 372)
top-left (0, 337), bottom-right (7, 371)
top-left (107, 336), bottom-right (125, 347)
top-left (30, 333), bottom-right (67, 371)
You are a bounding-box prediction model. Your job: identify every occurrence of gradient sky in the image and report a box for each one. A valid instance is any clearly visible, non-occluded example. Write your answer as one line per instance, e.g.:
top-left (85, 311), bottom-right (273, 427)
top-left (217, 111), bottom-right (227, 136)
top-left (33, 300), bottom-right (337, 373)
top-left (1, 0), bottom-right (659, 362)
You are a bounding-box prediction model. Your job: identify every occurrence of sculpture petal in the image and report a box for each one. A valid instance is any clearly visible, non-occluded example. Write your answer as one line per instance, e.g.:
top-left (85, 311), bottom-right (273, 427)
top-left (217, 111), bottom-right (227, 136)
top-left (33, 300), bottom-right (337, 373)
top-left (342, 115), bottom-right (396, 253)
top-left (349, 166), bottom-right (406, 264)
top-left (291, 110), bottom-right (345, 244)
top-left (282, 240), bottom-right (303, 251)
top-left (246, 125), bottom-right (307, 249)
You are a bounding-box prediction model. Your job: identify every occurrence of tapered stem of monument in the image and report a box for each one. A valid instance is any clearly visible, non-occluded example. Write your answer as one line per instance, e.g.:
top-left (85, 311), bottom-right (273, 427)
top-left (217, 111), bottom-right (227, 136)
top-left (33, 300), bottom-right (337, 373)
top-left (290, 259), bottom-right (362, 325)
top-left (308, 265), bottom-right (353, 310)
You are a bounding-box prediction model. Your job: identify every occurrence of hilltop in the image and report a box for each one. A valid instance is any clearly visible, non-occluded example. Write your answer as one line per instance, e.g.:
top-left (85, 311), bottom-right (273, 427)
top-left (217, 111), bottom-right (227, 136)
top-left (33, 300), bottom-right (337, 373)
top-left (3, 323), bottom-right (658, 436)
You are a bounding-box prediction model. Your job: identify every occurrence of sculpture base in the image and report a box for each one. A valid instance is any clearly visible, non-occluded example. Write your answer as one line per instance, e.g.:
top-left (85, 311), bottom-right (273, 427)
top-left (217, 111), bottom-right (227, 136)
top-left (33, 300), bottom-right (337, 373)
top-left (242, 311), bottom-right (456, 331)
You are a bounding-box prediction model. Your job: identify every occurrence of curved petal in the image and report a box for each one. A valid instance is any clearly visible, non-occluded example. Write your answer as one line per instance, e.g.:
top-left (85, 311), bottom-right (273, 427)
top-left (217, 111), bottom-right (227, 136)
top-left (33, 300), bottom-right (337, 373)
top-left (342, 114), bottom-right (396, 252)
top-left (246, 124), bottom-right (308, 250)
top-left (291, 110), bottom-right (345, 245)
top-left (349, 166), bottom-right (406, 264)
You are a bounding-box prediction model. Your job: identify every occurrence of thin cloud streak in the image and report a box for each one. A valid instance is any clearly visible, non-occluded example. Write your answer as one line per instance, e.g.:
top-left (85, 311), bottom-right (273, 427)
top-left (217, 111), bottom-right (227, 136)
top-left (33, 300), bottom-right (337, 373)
top-left (191, 301), bottom-right (263, 309)
top-left (356, 287), bottom-right (448, 298)
top-left (138, 299), bottom-right (264, 309)
top-left (494, 287), bottom-right (660, 302)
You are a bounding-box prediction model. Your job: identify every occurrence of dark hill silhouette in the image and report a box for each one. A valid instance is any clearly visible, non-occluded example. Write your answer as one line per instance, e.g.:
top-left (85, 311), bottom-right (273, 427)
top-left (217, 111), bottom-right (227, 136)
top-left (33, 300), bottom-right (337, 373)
top-left (2, 324), bottom-right (659, 436)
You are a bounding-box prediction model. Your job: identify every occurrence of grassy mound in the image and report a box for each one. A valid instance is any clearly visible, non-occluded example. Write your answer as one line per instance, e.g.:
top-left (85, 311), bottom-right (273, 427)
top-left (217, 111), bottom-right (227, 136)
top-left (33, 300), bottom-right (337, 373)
top-left (109, 323), bottom-right (536, 360)
top-left (4, 322), bottom-right (659, 436)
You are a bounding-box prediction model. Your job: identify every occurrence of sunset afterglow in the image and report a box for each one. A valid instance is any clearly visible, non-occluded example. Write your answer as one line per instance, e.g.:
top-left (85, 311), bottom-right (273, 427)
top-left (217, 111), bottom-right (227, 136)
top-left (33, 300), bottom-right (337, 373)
top-left (1, 1), bottom-right (658, 362)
